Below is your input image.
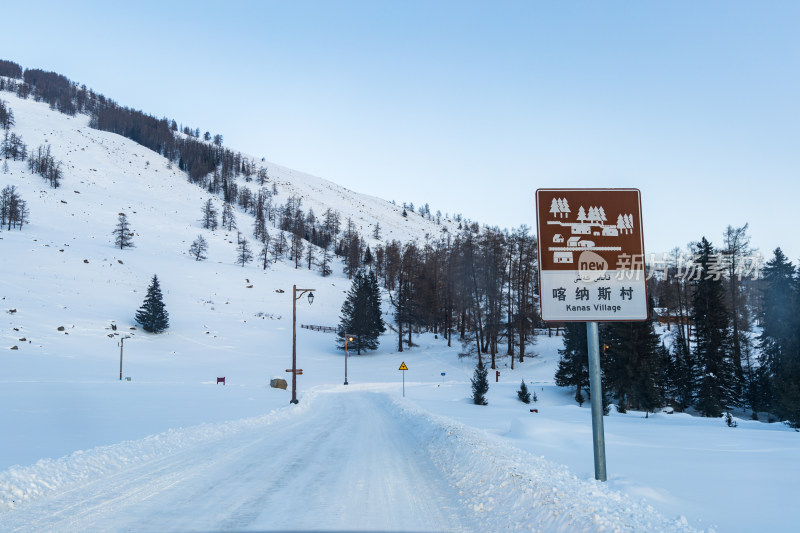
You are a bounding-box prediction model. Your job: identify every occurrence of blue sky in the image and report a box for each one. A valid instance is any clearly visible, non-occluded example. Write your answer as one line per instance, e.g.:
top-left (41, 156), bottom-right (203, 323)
top-left (2, 1), bottom-right (798, 261)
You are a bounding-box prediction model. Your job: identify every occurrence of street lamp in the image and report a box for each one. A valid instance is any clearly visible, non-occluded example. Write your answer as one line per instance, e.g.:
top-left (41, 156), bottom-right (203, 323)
top-left (288, 284), bottom-right (315, 404)
top-left (119, 335), bottom-right (131, 380)
top-left (344, 334), bottom-right (354, 385)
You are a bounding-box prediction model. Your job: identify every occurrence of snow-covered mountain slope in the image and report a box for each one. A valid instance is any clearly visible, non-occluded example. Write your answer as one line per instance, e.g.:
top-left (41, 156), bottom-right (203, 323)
top-left (0, 89), bottom-right (444, 384)
top-left (2, 89), bottom-right (447, 246)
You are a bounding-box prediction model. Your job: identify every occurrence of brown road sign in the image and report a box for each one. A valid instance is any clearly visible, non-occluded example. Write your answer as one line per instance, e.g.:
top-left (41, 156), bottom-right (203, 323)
top-left (536, 188), bottom-right (647, 322)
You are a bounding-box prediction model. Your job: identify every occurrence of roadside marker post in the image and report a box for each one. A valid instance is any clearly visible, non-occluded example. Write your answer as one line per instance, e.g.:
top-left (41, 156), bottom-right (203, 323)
top-left (399, 361), bottom-right (408, 397)
top-left (535, 188), bottom-right (648, 482)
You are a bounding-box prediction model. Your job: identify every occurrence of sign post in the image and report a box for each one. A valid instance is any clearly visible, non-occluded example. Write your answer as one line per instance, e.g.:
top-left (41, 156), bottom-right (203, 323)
top-left (536, 188), bottom-right (647, 482)
top-left (399, 361), bottom-right (408, 397)
top-left (586, 321), bottom-right (606, 481)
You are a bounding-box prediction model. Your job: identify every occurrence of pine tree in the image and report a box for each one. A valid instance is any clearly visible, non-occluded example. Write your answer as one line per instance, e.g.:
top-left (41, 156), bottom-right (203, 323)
top-left (667, 327), bottom-right (697, 411)
top-left (135, 275), bottom-right (169, 333)
top-left (692, 237), bottom-right (736, 417)
top-left (517, 379), bottom-right (531, 403)
top-left (601, 313), bottom-right (664, 414)
top-left (759, 248), bottom-right (800, 427)
top-left (113, 213), bottom-right (134, 249)
top-left (336, 269), bottom-right (385, 354)
top-left (555, 322), bottom-right (589, 404)
top-left (471, 358), bottom-right (489, 405)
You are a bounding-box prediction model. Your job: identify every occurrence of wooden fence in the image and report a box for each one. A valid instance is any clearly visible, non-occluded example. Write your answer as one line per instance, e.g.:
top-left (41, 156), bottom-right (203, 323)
top-left (301, 324), bottom-right (338, 333)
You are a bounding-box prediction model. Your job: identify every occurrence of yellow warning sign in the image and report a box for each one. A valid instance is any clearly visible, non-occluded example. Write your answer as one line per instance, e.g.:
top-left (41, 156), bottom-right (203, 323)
top-left (398, 362), bottom-right (408, 371)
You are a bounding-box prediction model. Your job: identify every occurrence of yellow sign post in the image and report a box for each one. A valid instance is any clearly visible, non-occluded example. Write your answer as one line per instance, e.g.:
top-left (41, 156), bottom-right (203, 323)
top-left (398, 361), bottom-right (408, 396)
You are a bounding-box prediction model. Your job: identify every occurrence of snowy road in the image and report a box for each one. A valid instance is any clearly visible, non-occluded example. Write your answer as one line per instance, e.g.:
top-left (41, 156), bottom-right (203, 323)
top-left (3, 392), bottom-right (472, 532)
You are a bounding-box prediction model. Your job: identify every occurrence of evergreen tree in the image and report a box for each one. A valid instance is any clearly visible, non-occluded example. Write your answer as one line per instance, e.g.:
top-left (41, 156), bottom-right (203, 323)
top-left (471, 358), bottom-right (489, 405)
top-left (113, 213), bottom-right (134, 249)
top-left (667, 326), bottom-right (697, 411)
top-left (336, 269), bottom-right (385, 354)
top-left (759, 248), bottom-right (800, 426)
top-left (135, 275), bottom-right (169, 333)
top-left (692, 237), bottom-right (736, 417)
top-left (601, 313), bottom-right (664, 414)
top-left (555, 322), bottom-right (590, 405)
top-left (517, 379), bottom-right (531, 403)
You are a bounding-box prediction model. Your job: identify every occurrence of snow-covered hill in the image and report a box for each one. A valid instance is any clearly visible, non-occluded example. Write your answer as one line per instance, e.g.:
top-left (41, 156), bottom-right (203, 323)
top-left (2, 90), bottom-right (798, 533)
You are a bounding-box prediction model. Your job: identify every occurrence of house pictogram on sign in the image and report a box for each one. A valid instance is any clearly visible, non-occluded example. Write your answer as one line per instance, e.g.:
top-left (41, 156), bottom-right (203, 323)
top-left (546, 197), bottom-right (636, 265)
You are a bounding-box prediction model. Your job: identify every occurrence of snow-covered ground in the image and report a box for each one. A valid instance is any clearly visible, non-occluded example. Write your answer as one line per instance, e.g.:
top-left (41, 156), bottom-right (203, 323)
top-left (1, 91), bottom-right (798, 532)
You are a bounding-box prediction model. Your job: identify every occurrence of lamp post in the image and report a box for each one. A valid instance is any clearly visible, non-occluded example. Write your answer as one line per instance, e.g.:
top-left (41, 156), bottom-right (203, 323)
top-left (344, 334), bottom-right (354, 385)
top-left (289, 284), bottom-right (315, 404)
top-left (119, 335), bottom-right (131, 380)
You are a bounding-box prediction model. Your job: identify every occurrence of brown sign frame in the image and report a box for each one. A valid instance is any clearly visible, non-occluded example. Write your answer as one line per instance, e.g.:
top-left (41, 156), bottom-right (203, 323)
top-left (536, 188), bottom-right (648, 322)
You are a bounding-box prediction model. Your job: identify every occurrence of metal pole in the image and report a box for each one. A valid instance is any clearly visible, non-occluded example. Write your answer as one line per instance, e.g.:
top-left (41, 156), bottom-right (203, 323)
top-left (119, 337), bottom-right (124, 380)
top-left (291, 285), bottom-right (298, 404)
top-left (402, 371), bottom-right (405, 398)
top-left (344, 336), bottom-right (349, 385)
top-left (586, 321), bottom-right (607, 481)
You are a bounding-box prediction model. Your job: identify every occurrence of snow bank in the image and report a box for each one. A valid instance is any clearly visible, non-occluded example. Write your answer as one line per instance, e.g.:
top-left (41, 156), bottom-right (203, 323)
top-left (393, 399), bottom-right (701, 533)
top-left (0, 397), bottom-right (313, 514)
